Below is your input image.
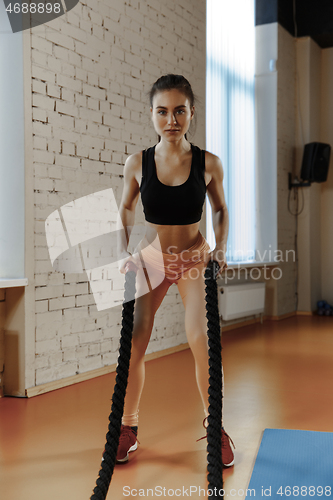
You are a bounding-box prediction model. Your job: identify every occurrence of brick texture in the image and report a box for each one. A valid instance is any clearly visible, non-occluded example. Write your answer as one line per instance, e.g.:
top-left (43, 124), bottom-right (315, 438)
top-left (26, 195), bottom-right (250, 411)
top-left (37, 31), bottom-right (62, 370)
top-left (30, 0), bottom-right (206, 387)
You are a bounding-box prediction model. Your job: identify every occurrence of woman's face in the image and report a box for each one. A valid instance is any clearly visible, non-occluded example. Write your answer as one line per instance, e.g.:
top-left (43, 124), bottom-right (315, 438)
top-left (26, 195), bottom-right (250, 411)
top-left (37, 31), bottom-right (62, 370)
top-left (150, 89), bottom-right (194, 142)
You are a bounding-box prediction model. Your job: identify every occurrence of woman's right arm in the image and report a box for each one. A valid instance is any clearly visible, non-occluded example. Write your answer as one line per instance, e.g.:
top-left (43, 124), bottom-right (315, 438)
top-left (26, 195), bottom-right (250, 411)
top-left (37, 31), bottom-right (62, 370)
top-left (117, 152), bottom-right (141, 273)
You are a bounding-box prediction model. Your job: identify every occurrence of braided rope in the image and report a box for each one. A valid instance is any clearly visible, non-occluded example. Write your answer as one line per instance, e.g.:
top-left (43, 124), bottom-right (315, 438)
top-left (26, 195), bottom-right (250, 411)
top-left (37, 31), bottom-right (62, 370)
top-left (90, 260), bottom-right (223, 499)
top-left (90, 268), bottom-right (137, 500)
top-left (205, 260), bottom-right (224, 499)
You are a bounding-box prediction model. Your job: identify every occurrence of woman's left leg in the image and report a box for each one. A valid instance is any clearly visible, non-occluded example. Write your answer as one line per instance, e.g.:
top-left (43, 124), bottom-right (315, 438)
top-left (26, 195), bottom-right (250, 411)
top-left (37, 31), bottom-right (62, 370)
top-left (176, 259), bottom-right (235, 467)
top-left (176, 261), bottom-right (223, 419)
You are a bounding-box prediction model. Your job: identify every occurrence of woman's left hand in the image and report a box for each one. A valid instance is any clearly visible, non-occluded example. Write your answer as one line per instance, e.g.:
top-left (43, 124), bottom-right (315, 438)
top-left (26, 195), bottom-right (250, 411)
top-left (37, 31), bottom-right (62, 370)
top-left (204, 244), bottom-right (228, 277)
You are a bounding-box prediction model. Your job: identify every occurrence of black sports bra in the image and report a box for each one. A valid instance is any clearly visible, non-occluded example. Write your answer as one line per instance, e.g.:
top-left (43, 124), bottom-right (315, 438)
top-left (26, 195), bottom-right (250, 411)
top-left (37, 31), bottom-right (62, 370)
top-left (139, 143), bottom-right (206, 225)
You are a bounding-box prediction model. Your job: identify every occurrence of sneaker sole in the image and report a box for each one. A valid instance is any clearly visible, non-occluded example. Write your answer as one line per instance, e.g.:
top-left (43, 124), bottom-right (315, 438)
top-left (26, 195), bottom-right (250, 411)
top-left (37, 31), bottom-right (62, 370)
top-left (116, 440), bottom-right (138, 463)
top-left (207, 457), bottom-right (235, 467)
top-left (223, 458), bottom-right (235, 467)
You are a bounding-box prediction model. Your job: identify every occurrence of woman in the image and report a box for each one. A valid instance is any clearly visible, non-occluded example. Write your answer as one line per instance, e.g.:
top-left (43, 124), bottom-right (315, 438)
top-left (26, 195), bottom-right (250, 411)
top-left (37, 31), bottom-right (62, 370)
top-left (116, 74), bottom-right (234, 467)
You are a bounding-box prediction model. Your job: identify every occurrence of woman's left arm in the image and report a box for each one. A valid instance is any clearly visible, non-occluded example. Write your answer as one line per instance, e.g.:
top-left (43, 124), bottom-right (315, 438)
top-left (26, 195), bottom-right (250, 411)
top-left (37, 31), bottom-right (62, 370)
top-left (204, 153), bottom-right (229, 274)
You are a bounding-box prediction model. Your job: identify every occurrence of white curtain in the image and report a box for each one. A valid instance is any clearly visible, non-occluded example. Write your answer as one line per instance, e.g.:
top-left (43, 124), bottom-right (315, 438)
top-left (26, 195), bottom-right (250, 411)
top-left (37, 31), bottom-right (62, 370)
top-left (206, 0), bottom-right (256, 262)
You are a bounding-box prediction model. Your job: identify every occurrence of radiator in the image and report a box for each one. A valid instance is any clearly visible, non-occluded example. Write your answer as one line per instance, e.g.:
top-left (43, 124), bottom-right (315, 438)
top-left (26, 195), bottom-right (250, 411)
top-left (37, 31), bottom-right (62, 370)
top-left (217, 282), bottom-right (266, 321)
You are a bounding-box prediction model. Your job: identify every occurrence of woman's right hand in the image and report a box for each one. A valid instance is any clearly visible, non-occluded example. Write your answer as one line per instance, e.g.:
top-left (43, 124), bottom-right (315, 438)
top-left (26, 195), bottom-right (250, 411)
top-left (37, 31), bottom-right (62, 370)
top-left (118, 250), bottom-right (141, 274)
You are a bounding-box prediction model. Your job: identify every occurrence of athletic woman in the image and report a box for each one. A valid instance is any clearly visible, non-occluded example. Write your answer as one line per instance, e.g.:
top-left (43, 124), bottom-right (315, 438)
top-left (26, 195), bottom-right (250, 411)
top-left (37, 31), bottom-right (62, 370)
top-left (116, 74), bottom-right (235, 467)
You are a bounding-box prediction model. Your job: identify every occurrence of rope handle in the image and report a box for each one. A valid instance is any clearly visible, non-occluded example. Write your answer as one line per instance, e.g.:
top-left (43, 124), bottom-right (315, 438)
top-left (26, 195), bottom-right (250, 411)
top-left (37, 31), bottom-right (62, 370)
top-left (207, 259), bottom-right (220, 279)
top-left (205, 259), bottom-right (224, 498)
top-left (90, 257), bottom-right (223, 500)
top-left (90, 265), bottom-right (137, 500)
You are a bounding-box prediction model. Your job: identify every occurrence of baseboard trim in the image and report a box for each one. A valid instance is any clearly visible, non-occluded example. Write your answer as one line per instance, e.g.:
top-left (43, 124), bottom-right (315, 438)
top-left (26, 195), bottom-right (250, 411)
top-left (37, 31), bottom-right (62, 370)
top-left (265, 310), bottom-right (315, 320)
top-left (264, 311), bottom-right (296, 321)
top-left (221, 311), bottom-right (302, 330)
top-left (221, 317), bottom-right (262, 332)
top-left (25, 342), bottom-right (190, 398)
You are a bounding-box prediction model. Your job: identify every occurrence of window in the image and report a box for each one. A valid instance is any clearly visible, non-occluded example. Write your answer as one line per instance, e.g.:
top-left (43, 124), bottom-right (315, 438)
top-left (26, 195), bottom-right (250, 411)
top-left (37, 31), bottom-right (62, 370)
top-left (0, 4), bottom-right (25, 279)
top-left (206, 0), bottom-right (256, 262)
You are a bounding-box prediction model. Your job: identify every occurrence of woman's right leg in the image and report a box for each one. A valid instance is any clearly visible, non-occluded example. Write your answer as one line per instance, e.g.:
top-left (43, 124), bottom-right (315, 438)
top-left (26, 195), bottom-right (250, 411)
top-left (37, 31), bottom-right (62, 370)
top-left (122, 275), bottom-right (171, 427)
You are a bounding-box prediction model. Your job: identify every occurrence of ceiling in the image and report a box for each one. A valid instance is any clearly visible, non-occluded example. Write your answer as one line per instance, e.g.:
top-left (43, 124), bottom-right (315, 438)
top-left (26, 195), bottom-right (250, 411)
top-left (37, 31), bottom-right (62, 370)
top-left (256, 0), bottom-right (333, 49)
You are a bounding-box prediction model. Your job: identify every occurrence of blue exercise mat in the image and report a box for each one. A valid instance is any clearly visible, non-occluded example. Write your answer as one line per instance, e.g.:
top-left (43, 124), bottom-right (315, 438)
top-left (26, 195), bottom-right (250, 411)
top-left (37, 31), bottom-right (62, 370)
top-left (246, 429), bottom-right (333, 499)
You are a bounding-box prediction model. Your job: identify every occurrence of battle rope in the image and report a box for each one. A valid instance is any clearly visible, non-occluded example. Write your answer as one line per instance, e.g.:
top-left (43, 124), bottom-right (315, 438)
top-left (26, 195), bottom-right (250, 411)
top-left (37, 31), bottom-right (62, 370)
top-left (205, 260), bottom-right (224, 499)
top-left (90, 261), bottom-right (137, 500)
top-left (90, 260), bottom-right (223, 500)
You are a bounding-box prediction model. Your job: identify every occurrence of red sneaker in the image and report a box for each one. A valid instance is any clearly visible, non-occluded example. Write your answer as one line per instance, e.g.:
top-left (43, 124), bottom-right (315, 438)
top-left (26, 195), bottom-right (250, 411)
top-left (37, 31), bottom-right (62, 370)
top-left (221, 428), bottom-right (235, 467)
top-left (116, 425), bottom-right (138, 463)
top-left (197, 418), bottom-right (235, 467)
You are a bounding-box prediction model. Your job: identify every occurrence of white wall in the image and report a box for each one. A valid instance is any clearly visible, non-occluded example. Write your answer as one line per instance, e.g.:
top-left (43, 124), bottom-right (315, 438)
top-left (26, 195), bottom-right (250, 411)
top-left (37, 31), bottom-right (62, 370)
top-left (276, 25), bottom-right (297, 316)
top-left (296, 37), bottom-right (328, 312)
top-left (24, 0), bottom-right (206, 390)
top-left (321, 48), bottom-right (333, 306)
top-left (255, 23), bottom-right (278, 266)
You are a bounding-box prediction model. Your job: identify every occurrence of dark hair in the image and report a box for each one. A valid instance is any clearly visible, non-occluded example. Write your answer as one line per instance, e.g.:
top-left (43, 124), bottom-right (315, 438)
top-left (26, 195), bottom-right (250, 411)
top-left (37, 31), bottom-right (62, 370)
top-left (149, 74), bottom-right (196, 109)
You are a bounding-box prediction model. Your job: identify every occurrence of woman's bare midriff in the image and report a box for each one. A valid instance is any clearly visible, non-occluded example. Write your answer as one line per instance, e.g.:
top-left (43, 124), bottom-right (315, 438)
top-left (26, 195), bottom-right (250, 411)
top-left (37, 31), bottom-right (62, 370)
top-left (144, 221), bottom-right (201, 254)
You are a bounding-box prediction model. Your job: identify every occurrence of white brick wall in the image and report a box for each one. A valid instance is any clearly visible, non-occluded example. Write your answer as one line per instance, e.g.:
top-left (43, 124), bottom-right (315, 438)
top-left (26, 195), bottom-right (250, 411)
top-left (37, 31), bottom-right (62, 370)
top-left (30, 0), bottom-right (206, 387)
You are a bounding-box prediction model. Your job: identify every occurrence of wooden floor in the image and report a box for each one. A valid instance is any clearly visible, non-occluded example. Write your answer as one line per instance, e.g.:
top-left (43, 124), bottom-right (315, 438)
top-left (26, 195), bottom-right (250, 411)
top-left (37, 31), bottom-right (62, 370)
top-left (1, 316), bottom-right (333, 500)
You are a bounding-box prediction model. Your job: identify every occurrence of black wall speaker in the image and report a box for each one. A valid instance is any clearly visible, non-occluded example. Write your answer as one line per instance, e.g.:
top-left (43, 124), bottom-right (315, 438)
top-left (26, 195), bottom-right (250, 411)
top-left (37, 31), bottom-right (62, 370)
top-left (300, 142), bottom-right (331, 183)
